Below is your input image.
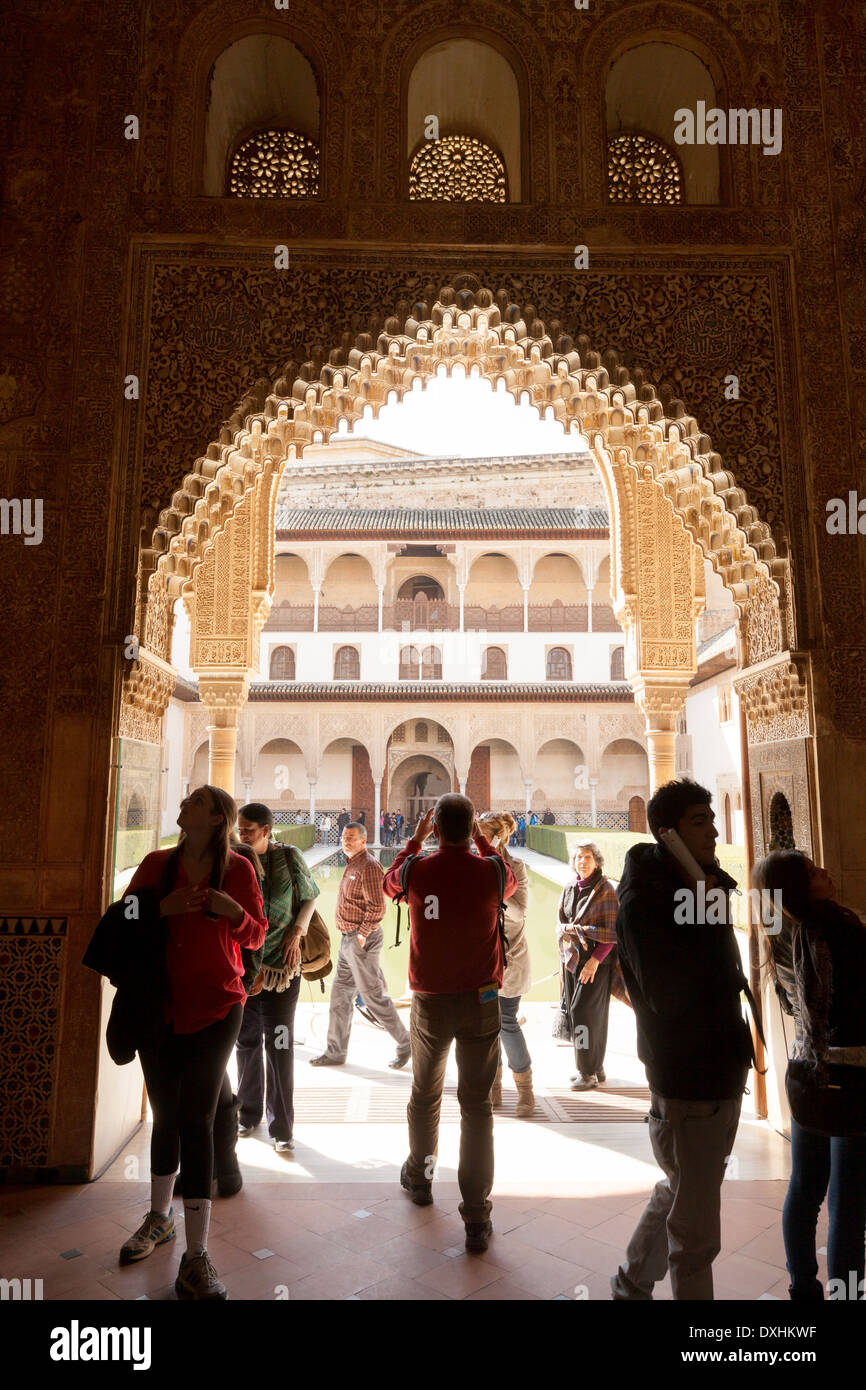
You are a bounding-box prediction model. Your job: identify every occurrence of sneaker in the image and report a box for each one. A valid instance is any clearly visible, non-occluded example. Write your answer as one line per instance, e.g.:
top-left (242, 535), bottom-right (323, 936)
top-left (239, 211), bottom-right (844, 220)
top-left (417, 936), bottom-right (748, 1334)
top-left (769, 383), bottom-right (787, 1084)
top-left (238, 1124), bottom-right (258, 1138)
top-left (309, 1053), bottom-right (345, 1067)
top-left (400, 1160), bottom-right (433, 1207)
top-left (275, 1139), bottom-right (294, 1154)
top-left (119, 1209), bottom-right (175, 1264)
top-left (175, 1249), bottom-right (227, 1301)
top-left (570, 1074), bottom-right (599, 1091)
top-left (464, 1219), bottom-right (493, 1253)
top-left (389, 1045), bottom-right (411, 1071)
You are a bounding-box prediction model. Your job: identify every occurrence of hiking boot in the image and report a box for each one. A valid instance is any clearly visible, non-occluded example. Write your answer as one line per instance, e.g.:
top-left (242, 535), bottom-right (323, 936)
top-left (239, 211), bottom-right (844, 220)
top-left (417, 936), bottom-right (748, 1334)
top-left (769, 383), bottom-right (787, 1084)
top-left (490, 1065), bottom-right (503, 1108)
top-left (175, 1249), bottom-right (228, 1301)
top-left (119, 1209), bottom-right (175, 1264)
top-left (513, 1067), bottom-right (536, 1118)
top-left (400, 1160), bottom-right (433, 1206)
top-left (464, 1219), bottom-right (493, 1253)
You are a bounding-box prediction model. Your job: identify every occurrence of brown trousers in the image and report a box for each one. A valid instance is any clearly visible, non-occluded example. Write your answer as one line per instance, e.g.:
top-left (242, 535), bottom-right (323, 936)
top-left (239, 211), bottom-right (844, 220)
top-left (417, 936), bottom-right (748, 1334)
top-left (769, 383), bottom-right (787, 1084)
top-left (405, 988), bottom-right (501, 1225)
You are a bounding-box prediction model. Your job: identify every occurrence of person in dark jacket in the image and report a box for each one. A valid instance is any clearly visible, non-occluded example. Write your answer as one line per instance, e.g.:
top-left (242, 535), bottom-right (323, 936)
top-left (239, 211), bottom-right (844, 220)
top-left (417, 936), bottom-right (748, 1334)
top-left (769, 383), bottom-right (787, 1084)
top-left (611, 779), bottom-right (757, 1301)
top-left (753, 850), bottom-right (866, 1301)
top-left (83, 888), bottom-right (166, 1064)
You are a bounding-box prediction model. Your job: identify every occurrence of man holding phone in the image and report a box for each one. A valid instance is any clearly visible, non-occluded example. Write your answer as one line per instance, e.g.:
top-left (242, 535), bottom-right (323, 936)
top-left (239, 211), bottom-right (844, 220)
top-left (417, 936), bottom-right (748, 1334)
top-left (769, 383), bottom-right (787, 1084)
top-left (383, 794), bottom-right (517, 1254)
top-left (612, 778), bottom-right (757, 1301)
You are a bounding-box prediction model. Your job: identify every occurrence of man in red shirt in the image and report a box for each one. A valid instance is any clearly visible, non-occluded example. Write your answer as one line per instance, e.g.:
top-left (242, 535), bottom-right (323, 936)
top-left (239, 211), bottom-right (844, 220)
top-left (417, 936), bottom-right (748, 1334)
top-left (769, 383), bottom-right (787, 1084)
top-left (383, 793), bottom-right (517, 1253)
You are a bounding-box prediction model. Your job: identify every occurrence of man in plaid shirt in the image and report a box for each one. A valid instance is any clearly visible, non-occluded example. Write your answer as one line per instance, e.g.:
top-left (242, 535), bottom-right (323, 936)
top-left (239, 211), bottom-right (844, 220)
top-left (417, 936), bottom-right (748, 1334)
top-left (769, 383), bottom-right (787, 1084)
top-left (310, 821), bottom-right (411, 1070)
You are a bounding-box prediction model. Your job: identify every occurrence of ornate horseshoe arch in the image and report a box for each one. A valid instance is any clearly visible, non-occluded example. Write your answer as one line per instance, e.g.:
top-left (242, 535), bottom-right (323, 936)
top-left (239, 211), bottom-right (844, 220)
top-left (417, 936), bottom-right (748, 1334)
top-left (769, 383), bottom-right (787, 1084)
top-left (121, 279), bottom-right (801, 801)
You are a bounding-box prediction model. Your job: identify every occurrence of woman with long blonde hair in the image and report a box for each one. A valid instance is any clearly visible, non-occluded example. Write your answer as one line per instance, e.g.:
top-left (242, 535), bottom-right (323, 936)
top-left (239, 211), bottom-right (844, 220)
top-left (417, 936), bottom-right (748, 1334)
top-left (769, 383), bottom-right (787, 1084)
top-left (119, 785), bottom-right (267, 1300)
top-left (478, 812), bottom-right (535, 1118)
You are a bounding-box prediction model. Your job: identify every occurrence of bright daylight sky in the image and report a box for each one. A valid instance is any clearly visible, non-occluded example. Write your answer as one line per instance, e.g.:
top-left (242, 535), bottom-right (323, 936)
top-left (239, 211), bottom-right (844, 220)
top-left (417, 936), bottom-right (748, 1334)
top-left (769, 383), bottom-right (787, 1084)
top-left (337, 370), bottom-right (590, 460)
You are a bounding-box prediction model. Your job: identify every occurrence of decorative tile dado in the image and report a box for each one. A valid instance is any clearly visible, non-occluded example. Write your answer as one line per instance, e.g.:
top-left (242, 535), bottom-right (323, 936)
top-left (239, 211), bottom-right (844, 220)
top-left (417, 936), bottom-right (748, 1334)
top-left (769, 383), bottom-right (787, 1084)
top-left (0, 917), bottom-right (68, 937)
top-left (0, 919), bottom-right (66, 1167)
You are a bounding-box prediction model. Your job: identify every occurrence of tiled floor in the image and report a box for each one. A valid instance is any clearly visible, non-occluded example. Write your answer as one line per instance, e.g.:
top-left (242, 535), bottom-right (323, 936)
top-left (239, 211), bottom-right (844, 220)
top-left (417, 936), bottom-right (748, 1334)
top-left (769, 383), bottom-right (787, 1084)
top-left (0, 1175), bottom-right (813, 1302)
top-left (0, 1004), bottom-right (802, 1301)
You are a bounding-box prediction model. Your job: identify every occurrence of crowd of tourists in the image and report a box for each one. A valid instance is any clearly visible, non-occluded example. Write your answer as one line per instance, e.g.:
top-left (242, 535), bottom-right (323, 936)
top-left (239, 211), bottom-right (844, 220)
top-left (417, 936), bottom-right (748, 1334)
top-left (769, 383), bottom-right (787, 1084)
top-left (85, 777), bottom-right (866, 1301)
top-left (318, 808), bottom-right (406, 844)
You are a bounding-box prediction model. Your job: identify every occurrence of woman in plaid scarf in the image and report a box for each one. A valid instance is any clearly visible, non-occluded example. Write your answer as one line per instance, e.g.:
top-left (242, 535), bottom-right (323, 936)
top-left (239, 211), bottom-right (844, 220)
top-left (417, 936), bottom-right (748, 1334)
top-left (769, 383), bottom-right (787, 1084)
top-left (556, 841), bottom-right (628, 1091)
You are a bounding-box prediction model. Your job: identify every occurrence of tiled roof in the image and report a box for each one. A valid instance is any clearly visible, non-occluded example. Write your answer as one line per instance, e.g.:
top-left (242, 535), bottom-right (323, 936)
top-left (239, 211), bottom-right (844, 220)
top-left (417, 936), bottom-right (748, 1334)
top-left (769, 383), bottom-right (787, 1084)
top-left (275, 507), bottom-right (609, 535)
top-left (249, 682), bottom-right (633, 702)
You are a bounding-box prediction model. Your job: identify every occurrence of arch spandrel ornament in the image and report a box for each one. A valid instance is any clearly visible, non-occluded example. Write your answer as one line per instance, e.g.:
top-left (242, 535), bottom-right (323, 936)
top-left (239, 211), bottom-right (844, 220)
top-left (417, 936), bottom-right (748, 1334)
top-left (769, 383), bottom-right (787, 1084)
top-left (132, 280), bottom-right (789, 788)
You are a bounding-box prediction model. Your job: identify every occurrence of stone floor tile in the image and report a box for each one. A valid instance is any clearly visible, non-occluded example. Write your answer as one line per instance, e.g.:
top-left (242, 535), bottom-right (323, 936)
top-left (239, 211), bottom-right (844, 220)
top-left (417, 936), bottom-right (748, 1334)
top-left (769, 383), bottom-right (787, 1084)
top-left (580, 1211), bottom-right (644, 1248)
top-left (266, 1227), bottom-right (358, 1271)
top-left (509, 1212), bottom-right (584, 1254)
top-left (325, 1213), bottom-right (412, 1253)
top-left (405, 1214), bottom-right (468, 1250)
top-left (555, 1229), bottom-right (626, 1275)
top-left (713, 1252), bottom-right (786, 1298)
top-left (465, 1277), bottom-right (542, 1301)
top-left (221, 1254), bottom-right (308, 1300)
top-left (416, 1254), bottom-right (507, 1298)
top-left (354, 1273), bottom-right (451, 1301)
top-left (365, 1232), bottom-right (453, 1278)
top-left (503, 1250), bottom-right (594, 1300)
top-left (284, 1253), bottom-right (393, 1301)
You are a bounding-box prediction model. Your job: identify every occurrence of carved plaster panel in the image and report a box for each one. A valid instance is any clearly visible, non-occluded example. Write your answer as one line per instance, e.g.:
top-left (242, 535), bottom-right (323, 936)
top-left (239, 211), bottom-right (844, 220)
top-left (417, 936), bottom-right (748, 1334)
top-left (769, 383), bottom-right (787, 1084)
top-left (735, 657), bottom-right (810, 744)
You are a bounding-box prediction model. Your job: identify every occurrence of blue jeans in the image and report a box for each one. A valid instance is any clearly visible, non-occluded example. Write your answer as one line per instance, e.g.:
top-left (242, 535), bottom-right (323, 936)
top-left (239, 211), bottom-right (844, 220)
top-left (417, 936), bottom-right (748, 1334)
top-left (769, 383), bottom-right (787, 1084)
top-left (782, 1115), bottom-right (866, 1299)
top-left (498, 995), bottom-right (531, 1074)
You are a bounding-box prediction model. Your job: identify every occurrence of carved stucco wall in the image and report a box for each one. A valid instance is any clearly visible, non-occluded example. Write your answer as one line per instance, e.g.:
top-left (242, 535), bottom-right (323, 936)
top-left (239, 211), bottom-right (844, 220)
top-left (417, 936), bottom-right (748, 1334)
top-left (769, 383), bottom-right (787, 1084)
top-left (1, 0), bottom-right (862, 1171)
top-left (748, 741), bottom-right (813, 862)
top-left (180, 699), bottom-right (649, 789)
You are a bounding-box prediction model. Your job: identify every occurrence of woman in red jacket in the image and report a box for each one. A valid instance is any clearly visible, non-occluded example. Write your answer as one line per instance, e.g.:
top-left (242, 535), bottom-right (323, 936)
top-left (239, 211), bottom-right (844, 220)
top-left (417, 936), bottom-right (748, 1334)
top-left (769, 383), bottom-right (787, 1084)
top-left (119, 784), bottom-right (267, 1300)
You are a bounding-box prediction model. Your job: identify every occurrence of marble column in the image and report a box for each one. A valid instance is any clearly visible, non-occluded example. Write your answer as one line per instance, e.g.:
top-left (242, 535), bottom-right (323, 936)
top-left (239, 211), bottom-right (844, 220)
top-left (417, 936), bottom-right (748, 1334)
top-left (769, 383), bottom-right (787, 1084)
top-left (372, 777), bottom-right (382, 847)
top-left (589, 777), bottom-right (599, 828)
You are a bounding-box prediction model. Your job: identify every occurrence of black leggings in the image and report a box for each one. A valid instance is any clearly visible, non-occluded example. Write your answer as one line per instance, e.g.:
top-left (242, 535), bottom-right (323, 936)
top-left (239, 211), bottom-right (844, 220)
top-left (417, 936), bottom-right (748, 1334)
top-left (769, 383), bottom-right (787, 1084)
top-left (139, 1004), bottom-right (242, 1198)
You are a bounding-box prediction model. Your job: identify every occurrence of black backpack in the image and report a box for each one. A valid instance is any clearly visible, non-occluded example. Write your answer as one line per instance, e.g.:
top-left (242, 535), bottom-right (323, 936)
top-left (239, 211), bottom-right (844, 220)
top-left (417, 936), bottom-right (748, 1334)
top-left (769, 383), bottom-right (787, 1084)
top-left (390, 852), bottom-right (510, 965)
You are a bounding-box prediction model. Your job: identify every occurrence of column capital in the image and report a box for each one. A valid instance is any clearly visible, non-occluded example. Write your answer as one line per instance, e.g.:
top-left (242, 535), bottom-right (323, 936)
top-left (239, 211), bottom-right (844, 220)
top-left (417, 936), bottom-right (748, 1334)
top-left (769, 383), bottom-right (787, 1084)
top-left (630, 675), bottom-right (691, 732)
top-left (198, 674), bottom-right (250, 722)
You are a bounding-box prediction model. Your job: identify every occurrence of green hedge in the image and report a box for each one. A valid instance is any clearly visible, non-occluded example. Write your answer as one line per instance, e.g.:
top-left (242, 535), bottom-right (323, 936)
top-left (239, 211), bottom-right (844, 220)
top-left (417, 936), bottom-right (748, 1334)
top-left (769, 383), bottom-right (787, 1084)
top-left (525, 826), bottom-right (749, 928)
top-left (274, 824), bottom-right (316, 851)
top-left (526, 826), bottom-right (654, 879)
